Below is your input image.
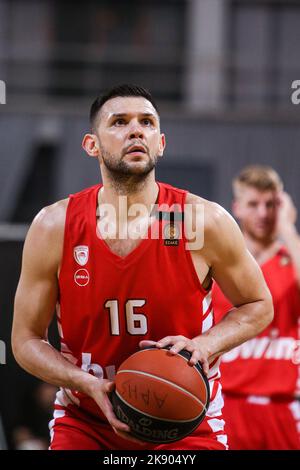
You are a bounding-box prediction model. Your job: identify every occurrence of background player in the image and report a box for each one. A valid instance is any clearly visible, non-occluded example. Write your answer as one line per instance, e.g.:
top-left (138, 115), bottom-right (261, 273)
top-left (11, 85), bottom-right (273, 450)
top-left (213, 165), bottom-right (300, 450)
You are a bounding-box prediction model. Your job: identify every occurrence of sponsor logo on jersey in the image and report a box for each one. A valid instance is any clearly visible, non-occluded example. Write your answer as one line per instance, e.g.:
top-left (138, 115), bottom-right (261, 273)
top-left (222, 331), bottom-right (300, 364)
top-left (163, 222), bottom-right (180, 246)
top-left (74, 269), bottom-right (90, 286)
top-left (74, 245), bottom-right (89, 266)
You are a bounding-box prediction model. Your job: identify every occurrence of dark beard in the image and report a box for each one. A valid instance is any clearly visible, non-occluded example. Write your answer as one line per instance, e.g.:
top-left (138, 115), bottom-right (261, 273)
top-left (101, 148), bottom-right (158, 193)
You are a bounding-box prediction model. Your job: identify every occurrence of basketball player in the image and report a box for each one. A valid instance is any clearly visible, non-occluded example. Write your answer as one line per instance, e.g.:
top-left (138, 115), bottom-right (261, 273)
top-left (212, 166), bottom-right (300, 450)
top-left (12, 85), bottom-right (273, 450)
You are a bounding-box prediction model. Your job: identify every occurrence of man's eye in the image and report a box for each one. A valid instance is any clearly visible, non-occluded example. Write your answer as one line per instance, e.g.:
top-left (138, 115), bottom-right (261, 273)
top-left (142, 119), bottom-right (152, 125)
top-left (114, 119), bottom-right (126, 125)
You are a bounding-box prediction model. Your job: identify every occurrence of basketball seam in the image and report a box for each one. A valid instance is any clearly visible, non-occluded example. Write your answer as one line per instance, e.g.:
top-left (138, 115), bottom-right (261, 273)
top-left (175, 352), bottom-right (210, 402)
top-left (127, 348), bottom-right (210, 400)
top-left (120, 348), bottom-right (210, 406)
top-left (176, 352), bottom-right (208, 381)
top-left (116, 369), bottom-right (208, 413)
top-left (114, 390), bottom-right (206, 423)
top-left (127, 348), bottom-right (207, 381)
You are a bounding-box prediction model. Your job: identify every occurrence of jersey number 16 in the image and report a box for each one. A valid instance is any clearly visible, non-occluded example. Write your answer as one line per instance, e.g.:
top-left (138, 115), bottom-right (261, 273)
top-left (104, 299), bottom-right (148, 336)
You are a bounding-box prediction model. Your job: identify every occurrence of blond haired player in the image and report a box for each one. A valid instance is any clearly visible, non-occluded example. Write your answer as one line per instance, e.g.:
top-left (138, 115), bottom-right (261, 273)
top-left (213, 165), bottom-right (300, 450)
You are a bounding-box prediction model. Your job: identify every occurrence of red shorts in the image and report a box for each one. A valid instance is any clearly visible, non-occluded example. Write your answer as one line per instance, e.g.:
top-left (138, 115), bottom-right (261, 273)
top-left (222, 393), bottom-right (300, 450)
top-left (49, 404), bottom-right (227, 451)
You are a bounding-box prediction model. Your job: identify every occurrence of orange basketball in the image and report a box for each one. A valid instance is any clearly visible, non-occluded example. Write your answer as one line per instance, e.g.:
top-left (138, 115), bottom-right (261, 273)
top-left (111, 347), bottom-right (210, 443)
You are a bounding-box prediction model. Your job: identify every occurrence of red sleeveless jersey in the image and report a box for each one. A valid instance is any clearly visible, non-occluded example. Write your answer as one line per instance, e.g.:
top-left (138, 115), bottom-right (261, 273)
top-left (56, 182), bottom-right (222, 421)
top-left (212, 247), bottom-right (300, 398)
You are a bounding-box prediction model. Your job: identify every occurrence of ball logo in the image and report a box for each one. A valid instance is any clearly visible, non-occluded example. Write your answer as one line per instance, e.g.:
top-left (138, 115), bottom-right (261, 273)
top-left (139, 417), bottom-right (152, 427)
top-left (74, 269), bottom-right (90, 286)
top-left (74, 245), bottom-right (89, 266)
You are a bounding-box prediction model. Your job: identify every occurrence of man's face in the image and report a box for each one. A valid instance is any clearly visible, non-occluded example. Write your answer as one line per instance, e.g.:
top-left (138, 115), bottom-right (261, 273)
top-left (233, 186), bottom-right (279, 241)
top-left (94, 96), bottom-right (165, 178)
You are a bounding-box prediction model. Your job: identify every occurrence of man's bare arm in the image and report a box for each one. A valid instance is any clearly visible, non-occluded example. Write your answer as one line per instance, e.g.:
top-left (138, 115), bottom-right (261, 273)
top-left (141, 201), bottom-right (273, 373)
top-left (11, 202), bottom-right (136, 441)
top-left (198, 203), bottom-right (273, 365)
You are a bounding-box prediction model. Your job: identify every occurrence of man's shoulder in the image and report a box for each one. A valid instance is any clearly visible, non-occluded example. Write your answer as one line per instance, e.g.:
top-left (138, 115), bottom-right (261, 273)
top-left (31, 198), bottom-right (69, 237)
top-left (185, 192), bottom-right (230, 234)
top-left (23, 199), bottom-right (69, 270)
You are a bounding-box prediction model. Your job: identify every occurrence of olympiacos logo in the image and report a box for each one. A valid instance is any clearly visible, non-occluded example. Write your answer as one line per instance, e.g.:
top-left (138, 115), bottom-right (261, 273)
top-left (74, 245), bottom-right (89, 266)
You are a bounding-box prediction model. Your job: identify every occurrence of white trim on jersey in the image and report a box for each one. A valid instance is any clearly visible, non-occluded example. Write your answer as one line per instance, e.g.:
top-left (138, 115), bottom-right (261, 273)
top-left (207, 417), bottom-right (225, 433)
top-left (216, 433), bottom-right (228, 448)
top-left (206, 383), bottom-right (224, 418)
top-left (247, 395), bottom-right (271, 405)
top-left (208, 357), bottom-right (221, 381)
top-left (202, 312), bottom-right (213, 333)
top-left (289, 400), bottom-right (300, 421)
top-left (49, 409), bottom-right (66, 444)
top-left (202, 291), bottom-right (212, 315)
top-left (55, 388), bottom-right (80, 407)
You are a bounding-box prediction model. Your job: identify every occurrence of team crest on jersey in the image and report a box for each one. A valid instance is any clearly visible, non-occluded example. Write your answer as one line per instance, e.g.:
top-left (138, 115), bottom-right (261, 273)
top-left (280, 255), bottom-right (290, 266)
top-left (163, 223), bottom-right (180, 246)
top-left (74, 245), bottom-right (89, 266)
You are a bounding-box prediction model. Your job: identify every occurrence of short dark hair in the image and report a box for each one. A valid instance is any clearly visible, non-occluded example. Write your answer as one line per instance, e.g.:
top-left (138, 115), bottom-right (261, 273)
top-left (90, 84), bottom-right (159, 131)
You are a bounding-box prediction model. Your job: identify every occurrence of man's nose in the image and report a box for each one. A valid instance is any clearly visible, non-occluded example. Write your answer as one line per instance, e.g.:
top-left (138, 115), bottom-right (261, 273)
top-left (128, 121), bottom-right (144, 139)
top-left (257, 204), bottom-right (268, 217)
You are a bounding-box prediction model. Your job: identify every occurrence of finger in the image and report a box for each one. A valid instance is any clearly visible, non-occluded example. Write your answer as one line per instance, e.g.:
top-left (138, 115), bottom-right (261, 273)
top-left (110, 417), bottom-right (131, 433)
top-left (169, 340), bottom-right (187, 355)
top-left (200, 358), bottom-right (209, 376)
top-left (157, 335), bottom-right (186, 347)
top-left (139, 340), bottom-right (157, 349)
top-left (156, 336), bottom-right (174, 348)
top-left (189, 350), bottom-right (201, 366)
top-left (104, 408), bottom-right (131, 433)
top-left (95, 393), bottom-right (131, 433)
top-left (103, 380), bottom-right (115, 393)
top-left (105, 405), bottom-right (131, 433)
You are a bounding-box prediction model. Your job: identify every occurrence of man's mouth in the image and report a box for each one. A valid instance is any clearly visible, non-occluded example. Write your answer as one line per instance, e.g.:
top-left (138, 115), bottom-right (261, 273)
top-left (125, 145), bottom-right (147, 155)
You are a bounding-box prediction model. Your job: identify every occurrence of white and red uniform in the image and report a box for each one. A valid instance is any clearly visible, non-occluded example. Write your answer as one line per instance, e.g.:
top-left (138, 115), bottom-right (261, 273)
top-left (212, 247), bottom-right (300, 449)
top-left (49, 182), bottom-right (227, 450)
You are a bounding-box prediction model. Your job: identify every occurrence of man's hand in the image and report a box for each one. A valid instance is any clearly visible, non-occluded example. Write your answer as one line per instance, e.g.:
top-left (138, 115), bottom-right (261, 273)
top-left (87, 378), bottom-right (146, 445)
top-left (276, 191), bottom-right (297, 237)
top-left (139, 335), bottom-right (211, 375)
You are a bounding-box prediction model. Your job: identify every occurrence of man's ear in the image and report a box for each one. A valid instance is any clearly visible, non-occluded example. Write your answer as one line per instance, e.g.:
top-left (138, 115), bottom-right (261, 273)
top-left (82, 134), bottom-right (100, 158)
top-left (158, 133), bottom-right (166, 157)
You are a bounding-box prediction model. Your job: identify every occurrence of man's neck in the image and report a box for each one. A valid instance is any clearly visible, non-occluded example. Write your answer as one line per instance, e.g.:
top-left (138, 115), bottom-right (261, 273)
top-left (243, 233), bottom-right (281, 265)
top-left (98, 174), bottom-right (159, 217)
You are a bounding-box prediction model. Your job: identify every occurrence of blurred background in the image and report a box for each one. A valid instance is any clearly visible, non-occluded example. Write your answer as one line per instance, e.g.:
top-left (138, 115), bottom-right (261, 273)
top-left (0, 0), bottom-right (300, 449)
